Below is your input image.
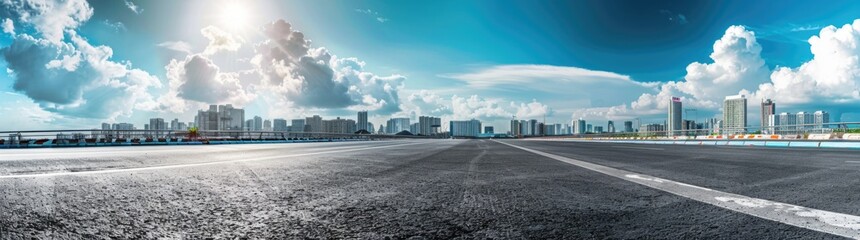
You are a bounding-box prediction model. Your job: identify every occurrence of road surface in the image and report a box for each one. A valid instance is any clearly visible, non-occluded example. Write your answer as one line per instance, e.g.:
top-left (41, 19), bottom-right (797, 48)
top-left (1, 139), bottom-right (857, 239)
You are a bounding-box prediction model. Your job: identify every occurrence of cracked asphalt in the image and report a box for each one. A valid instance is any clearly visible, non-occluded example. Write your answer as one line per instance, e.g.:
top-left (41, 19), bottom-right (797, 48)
top-left (0, 139), bottom-right (851, 239)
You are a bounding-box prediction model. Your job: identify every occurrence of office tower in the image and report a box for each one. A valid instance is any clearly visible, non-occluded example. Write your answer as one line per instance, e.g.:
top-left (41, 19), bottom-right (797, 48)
top-left (624, 121), bottom-right (634, 132)
top-left (418, 116), bottom-right (442, 136)
top-left (510, 119), bottom-right (521, 136)
top-left (449, 119), bottom-right (482, 137)
top-left (723, 95), bottom-right (747, 134)
top-left (196, 105), bottom-right (220, 131)
top-left (216, 104), bottom-right (244, 130)
top-left (796, 112), bottom-right (813, 130)
top-left (668, 96), bottom-right (682, 136)
top-left (484, 126), bottom-right (494, 134)
top-left (378, 124), bottom-right (384, 134)
top-left (594, 126), bottom-right (603, 133)
top-left (101, 123), bottom-right (110, 130)
top-left (290, 119), bottom-right (306, 132)
top-left (574, 119), bottom-right (586, 134)
top-left (586, 124), bottom-right (593, 133)
top-left (814, 111), bottom-right (830, 129)
top-left (385, 118), bottom-right (410, 134)
top-left (263, 119), bottom-right (272, 131)
top-left (273, 119), bottom-right (288, 131)
top-left (778, 112), bottom-right (796, 132)
top-left (305, 115), bottom-right (323, 132)
top-left (607, 121), bottom-right (615, 133)
top-left (410, 123), bottom-right (419, 134)
top-left (761, 99), bottom-right (775, 133)
top-left (367, 123), bottom-right (375, 133)
top-left (357, 111), bottom-right (368, 132)
top-left (252, 116), bottom-right (263, 131)
top-left (529, 119), bottom-right (538, 136)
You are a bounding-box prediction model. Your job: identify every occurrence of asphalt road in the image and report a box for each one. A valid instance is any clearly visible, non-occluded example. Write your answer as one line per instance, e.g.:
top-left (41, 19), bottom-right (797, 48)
top-left (0, 139), bottom-right (856, 239)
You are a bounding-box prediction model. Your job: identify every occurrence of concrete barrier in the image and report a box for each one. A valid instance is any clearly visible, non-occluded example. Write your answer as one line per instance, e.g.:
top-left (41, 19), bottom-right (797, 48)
top-left (808, 133), bottom-right (834, 140)
top-left (843, 134), bottom-right (860, 140)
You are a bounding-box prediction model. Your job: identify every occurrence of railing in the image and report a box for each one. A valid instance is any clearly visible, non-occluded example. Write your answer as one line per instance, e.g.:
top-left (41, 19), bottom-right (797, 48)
top-left (0, 129), bottom-right (436, 148)
top-left (516, 121), bottom-right (860, 140)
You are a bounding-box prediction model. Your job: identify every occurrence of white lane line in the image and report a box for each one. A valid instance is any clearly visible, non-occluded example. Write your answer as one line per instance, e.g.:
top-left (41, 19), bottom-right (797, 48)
top-left (493, 140), bottom-right (860, 239)
top-left (611, 146), bottom-right (665, 151)
top-left (0, 142), bottom-right (425, 179)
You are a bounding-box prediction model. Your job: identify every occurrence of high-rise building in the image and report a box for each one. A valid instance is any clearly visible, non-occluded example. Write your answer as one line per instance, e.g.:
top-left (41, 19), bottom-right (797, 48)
top-left (484, 126), bottom-right (494, 134)
top-left (529, 119), bottom-right (539, 136)
top-left (323, 117), bottom-right (356, 134)
top-left (378, 124), bottom-right (384, 134)
top-left (273, 119), bottom-right (288, 131)
top-left (101, 123), bottom-right (111, 130)
top-left (624, 121), bottom-right (634, 132)
top-left (761, 99), bottom-right (775, 133)
top-left (777, 112), bottom-right (796, 132)
top-left (586, 124), bottom-right (593, 133)
top-left (796, 112), bottom-right (811, 130)
top-left (668, 96), bottom-right (682, 136)
top-left (510, 119), bottom-right (521, 137)
top-left (253, 116), bottom-right (263, 131)
top-left (410, 123), bottom-right (420, 134)
top-left (149, 118), bottom-right (166, 137)
top-left (306, 115), bottom-right (323, 132)
top-left (218, 104), bottom-right (244, 130)
top-left (196, 105), bottom-right (220, 131)
top-left (245, 119), bottom-right (254, 131)
top-left (814, 110), bottom-right (830, 130)
top-left (418, 116), bottom-right (442, 136)
top-left (723, 95), bottom-right (747, 134)
top-left (263, 119), bottom-right (272, 131)
top-left (594, 126), bottom-right (603, 133)
top-left (385, 118), bottom-right (410, 134)
top-left (290, 119), bottom-right (306, 132)
top-left (357, 111), bottom-right (368, 132)
top-left (607, 121), bottom-right (615, 133)
top-left (450, 119), bottom-right (482, 137)
top-left (574, 119), bottom-right (586, 134)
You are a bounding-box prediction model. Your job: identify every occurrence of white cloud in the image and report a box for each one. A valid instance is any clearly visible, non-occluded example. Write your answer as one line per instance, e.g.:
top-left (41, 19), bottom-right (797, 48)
top-left (124, 0), bottom-right (142, 14)
top-left (2, 18), bottom-right (13, 34)
top-left (1, 33), bottom-right (161, 119)
top-left (355, 9), bottom-right (388, 23)
top-left (164, 55), bottom-right (252, 106)
top-left (252, 19), bottom-right (404, 112)
top-left (102, 19), bottom-right (126, 32)
top-left (512, 100), bottom-right (552, 119)
top-left (572, 25), bottom-right (769, 121)
top-left (157, 41), bottom-right (193, 54)
top-left (201, 25), bottom-right (241, 56)
top-left (1, 0), bottom-right (93, 44)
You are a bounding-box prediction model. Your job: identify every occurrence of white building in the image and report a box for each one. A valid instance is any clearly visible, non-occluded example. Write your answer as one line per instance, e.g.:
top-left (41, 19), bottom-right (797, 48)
top-left (722, 95), bottom-right (747, 134)
top-left (668, 96), bottom-right (682, 136)
top-left (814, 110), bottom-right (830, 130)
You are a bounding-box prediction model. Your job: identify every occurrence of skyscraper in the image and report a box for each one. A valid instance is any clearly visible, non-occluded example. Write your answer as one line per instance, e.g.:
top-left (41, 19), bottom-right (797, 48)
top-left (385, 118), bottom-right (410, 134)
top-left (449, 119), bottom-right (482, 137)
top-left (218, 104), bottom-right (244, 130)
top-left (574, 118), bottom-right (586, 134)
top-left (814, 110), bottom-right (830, 130)
top-left (357, 111), bottom-right (368, 132)
top-left (723, 95), bottom-right (747, 134)
top-left (624, 121), bottom-right (634, 132)
top-left (290, 119), bottom-right (306, 132)
top-left (510, 119), bottom-right (521, 137)
top-left (263, 119), bottom-right (272, 131)
top-left (778, 112), bottom-right (796, 132)
top-left (668, 96), bottom-right (682, 136)
top-left (761, 99), bottom-right (775, 133)
top-left (418, 116), bottom-right (441, 135)
top-left (273, 118), bottom-right (288, 131)
top-left (306, 115), bottom-right (323, 132)
top-left (607, 120), bottom-right (615, 133)
top-left (796, 112), bottom-right (812, 130)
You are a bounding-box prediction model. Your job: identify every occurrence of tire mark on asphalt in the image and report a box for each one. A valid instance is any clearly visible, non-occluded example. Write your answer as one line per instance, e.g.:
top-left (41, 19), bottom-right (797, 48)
top-left (494, 140), bottom-right (860, 239)
top-left (0, 142), bottom-right (426, 179)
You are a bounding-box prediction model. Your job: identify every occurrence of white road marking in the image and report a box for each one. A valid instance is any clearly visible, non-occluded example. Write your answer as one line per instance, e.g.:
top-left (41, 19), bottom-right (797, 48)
top-left (845, 161), bottom-right (860, 164)
top-left (493, 140), bottom-right (860, 238)
top-left (0, 142), bottom-right (425, 179)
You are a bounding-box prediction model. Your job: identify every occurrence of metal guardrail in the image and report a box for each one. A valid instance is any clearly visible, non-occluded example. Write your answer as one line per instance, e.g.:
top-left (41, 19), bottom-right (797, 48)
top-left (516, 121), bottom-right (860, 139)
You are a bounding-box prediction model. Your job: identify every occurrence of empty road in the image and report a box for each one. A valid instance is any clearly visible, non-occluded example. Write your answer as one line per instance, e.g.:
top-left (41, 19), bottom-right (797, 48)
top-left (1, 139), bottom-right (858, 239)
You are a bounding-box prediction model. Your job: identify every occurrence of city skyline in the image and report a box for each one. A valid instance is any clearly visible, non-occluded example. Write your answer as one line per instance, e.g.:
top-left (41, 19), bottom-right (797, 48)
top-left (3, 1), bottom-right (860, 132)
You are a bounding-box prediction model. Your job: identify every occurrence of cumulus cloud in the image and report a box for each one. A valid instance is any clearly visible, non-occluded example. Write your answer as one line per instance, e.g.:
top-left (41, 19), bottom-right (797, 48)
top-left (165, 55), bottom-right (251, 104)
top-left (1, 33), bottom-right (160, 119)
top-left (201, 25), bottom-right (241, 56)
top-left (252, 19), bottom-right (403, 113)
top-left (2, 18), bottom-right (13, 34)
top-left (572, 25), bottom-right (768, 121)
top-left (1, 0), bottom-right (93, 44)
top-left (752, 19), bottom-right (860, 108)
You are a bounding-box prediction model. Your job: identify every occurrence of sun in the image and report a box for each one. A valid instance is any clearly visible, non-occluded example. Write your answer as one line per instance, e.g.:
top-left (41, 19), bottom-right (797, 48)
top-left (218, 1), bottom-right (251, 31)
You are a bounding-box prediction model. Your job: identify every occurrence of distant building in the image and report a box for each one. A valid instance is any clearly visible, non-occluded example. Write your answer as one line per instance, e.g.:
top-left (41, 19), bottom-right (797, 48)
top-left (450, 119), bottom-right (482, 137)
top-left (510, 119), bottom-right (521, 137)
top-left (149, 118), bottom-right (166, 137)
top-left (640, 123), bottom-right (665, 136)
top-left (593, 126), bottom-right (603, 133)
top-left (574, 119), bottom-right (586, 134)
top-left (218, 104), bottom-right (244, 131)
top-left (273, 119), bottom-right (288, 131)
top-left (385, 118), bottom-right (410, 134)
top-left (586, 124), bottom-right (593, 133)
top-left (306, 115), bottom-right (323, 132)
top-left (377, 124), bottom-right (385, 134)
top-left (761, 99), bottom-right (775, 133)
top-left (357, 111), bottom-right (368, 132)
top-left (668, 96), bottom-right (682, 136)
top-left (484, 126), bottom-right (494, 134)
top-left (723, 95), bottom-right (747, 134)
top-left (263, 119), bottom-right (272, 131)
top-left (290, 119), bottom-right (306, 132)
top-left (623, 121), bottom-right (634, 132)
top-left (253, 116), bottom-right (263, 131)
top-left (323, 117), bottom-right (356, 134)
top-left (607, 120), bottom-right (615, 133)
top-left (814, 110), bottom-right (830, 130)
top-left (418, 116), bottom-right (442, 135)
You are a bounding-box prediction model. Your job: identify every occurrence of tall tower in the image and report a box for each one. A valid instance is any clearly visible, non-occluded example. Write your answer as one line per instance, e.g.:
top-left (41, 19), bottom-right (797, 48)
top-left (761, 99), bottom-right (775, 134)
top-left (357, 111), bottom-right (368, 132)
top-left (668, 96), bottom-right (682, 136)
top-left (723, 95), bottom-right (748, 134)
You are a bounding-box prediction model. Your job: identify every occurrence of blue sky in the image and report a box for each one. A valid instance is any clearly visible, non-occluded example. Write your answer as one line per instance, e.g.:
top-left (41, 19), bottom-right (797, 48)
top-left (2, 0), bottom-right (860, 131)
